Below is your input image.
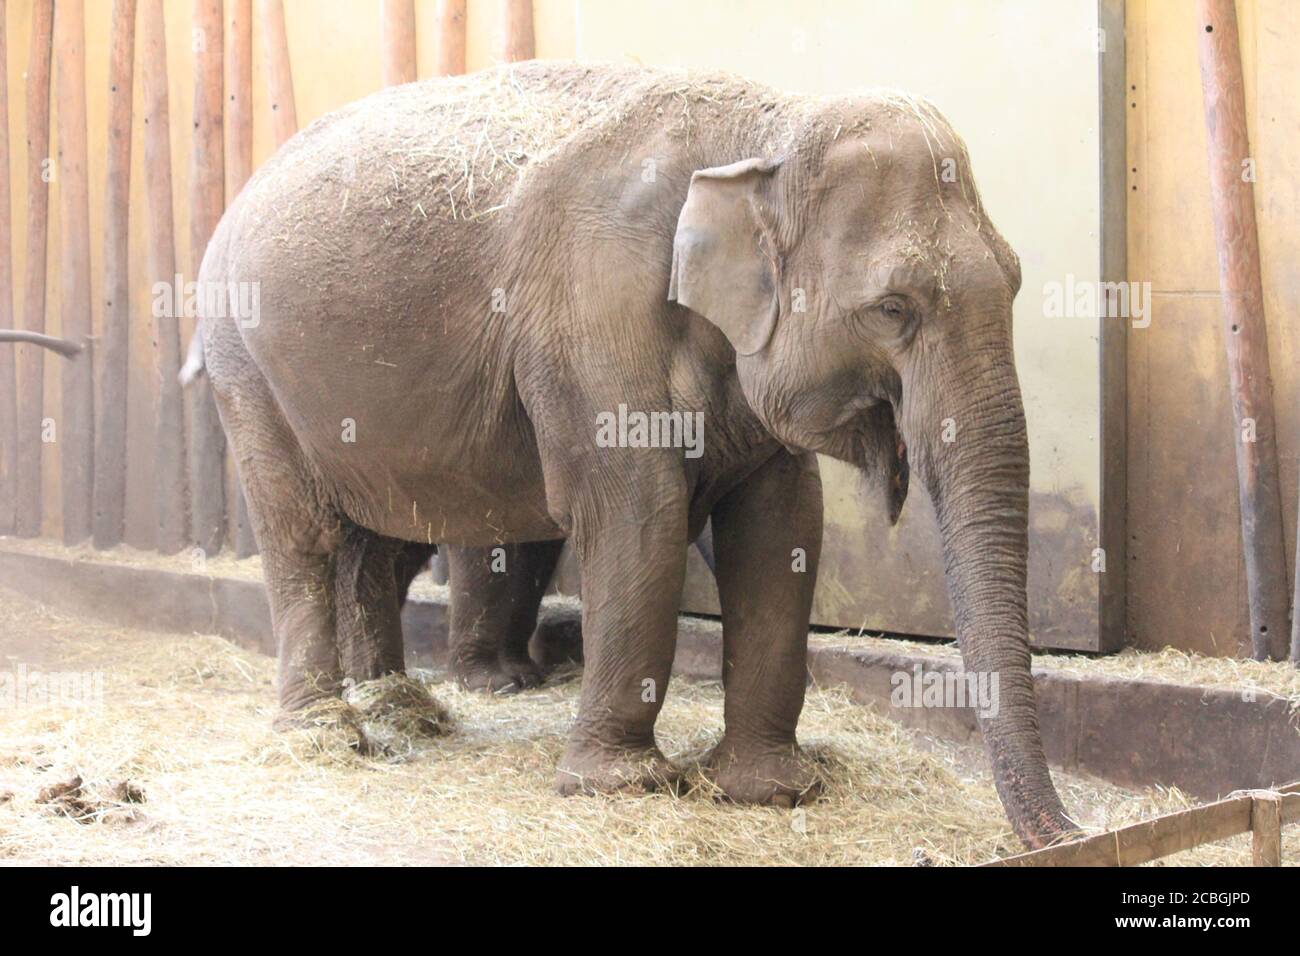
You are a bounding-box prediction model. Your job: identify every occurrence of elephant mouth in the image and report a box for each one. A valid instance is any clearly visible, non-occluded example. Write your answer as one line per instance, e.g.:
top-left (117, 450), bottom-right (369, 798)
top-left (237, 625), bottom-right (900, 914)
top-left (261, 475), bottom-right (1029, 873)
top-left (890, 427), bottom-right (909, 525)
top-left (885, 403), bottom-right (909, 526)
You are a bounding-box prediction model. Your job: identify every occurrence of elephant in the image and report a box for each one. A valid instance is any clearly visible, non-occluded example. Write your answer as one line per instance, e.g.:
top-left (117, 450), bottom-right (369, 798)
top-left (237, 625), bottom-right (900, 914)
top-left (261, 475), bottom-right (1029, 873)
top-left (337, 529), bottom-right (715, 693)
top-left (0, 330), bottom-right (82, 357)
top-left (193, 61), bottom-right (1074, 847)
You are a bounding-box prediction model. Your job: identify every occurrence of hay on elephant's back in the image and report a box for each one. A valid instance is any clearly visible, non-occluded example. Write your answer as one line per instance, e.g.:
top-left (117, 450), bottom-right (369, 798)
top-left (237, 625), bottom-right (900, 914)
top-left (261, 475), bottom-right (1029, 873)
top-left (342, 62), bottom-right (823, 224)
top-left (377, 65), bottom-right (636, 222)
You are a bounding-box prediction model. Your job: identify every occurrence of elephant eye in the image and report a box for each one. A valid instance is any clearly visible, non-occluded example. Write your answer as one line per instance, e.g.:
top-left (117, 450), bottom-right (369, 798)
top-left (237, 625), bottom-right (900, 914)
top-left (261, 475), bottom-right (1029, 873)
top-left (877, 295), bottom-right (912, 321)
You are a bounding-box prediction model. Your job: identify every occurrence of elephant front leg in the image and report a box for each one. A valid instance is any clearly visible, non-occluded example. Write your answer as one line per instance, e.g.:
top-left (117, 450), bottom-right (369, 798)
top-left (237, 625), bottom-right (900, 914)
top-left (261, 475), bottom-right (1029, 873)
top-left (555, 484), bottom-right (688, 796)
top-left (708, 451), bottom-right (823, 807)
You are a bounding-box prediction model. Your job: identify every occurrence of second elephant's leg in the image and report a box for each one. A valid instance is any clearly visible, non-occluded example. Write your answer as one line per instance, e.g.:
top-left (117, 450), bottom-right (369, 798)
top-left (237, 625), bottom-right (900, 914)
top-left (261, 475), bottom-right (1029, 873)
top-left (446, 539), bottom-right (564, 692)
top-left (709, 450), bottom-right (823, 806)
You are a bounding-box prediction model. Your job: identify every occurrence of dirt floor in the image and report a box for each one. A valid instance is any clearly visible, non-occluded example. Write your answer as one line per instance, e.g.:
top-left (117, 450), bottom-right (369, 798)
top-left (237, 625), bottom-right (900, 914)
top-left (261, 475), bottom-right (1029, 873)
top-left (0, 585), bottom-right (1290, 866)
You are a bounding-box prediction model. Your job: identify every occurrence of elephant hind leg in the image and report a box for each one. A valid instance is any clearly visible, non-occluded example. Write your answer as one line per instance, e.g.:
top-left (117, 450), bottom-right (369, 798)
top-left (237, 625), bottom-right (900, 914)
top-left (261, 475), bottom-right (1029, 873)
top-left (394, 541), bottom-right (437, 607)
top-left (205, 332), bottom-right (344, 717)
top-left (446, 539), bottom-right (564, 693)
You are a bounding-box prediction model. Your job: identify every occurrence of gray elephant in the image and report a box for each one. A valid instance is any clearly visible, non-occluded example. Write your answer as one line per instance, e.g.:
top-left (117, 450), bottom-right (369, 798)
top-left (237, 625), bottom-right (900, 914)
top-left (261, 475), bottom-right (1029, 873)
top-left (194, 62), bottom-right (1073, 848)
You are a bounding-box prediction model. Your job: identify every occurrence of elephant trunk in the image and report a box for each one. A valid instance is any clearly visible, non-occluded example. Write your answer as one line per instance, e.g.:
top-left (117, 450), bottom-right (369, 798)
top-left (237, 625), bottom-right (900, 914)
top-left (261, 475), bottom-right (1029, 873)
top-left (911, 346), bottom-right (1076, 850)
top-left (0, 329), bottom-right (82, 358)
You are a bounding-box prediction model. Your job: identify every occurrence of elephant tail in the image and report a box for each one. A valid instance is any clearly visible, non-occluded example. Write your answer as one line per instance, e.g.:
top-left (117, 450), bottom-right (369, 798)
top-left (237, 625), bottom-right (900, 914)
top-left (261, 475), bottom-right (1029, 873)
top-left (179, 327), bottom-right (206, 386)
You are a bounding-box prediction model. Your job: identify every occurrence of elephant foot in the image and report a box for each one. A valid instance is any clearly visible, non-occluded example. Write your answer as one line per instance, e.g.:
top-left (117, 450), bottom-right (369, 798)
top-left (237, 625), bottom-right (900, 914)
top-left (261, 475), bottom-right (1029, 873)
top-left (452, 652), bottom-right (545, 695)
top-left (705, 737), bottom-right (822, 808)
top-left (554, 741), bottom-right (682, 797)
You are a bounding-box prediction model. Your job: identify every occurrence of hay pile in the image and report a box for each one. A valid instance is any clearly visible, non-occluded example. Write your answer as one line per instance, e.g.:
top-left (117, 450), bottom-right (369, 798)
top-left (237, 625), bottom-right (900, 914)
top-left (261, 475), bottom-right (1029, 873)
top-left (0, 588), bottom-right (1286, 866)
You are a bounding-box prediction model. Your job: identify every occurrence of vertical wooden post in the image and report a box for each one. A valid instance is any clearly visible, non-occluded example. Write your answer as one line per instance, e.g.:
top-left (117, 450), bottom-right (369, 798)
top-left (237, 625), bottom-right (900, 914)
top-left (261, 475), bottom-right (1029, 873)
top-left (0, 2), bottom-right (16, 535)
top-left (141, 0), bottom-right (188, 555)
top-left (92, 0), bottom-right (137, 549)
top-left (225, 0), bottom-right (256, 557)
top-left (433, 0), bottom-right (466, 77)
top-left (188, 0), bottom-right (226, 555)
top-left (497, 0), bottom-right (533, 63)
top-left (225, 0), bottom-right (252, 198)
top-left (14, 0), bottom-right (54, 538)
top-left (259, 0), bottom-right (297, 147)
top-left (382, 0), bottom-right (417, 87)
top-left (54, 0), bottom-right (94, 545)
top-left (1196, 0), bottom-right (1289, 661)
top-left (1249, 793), bottom-right (1282, 866)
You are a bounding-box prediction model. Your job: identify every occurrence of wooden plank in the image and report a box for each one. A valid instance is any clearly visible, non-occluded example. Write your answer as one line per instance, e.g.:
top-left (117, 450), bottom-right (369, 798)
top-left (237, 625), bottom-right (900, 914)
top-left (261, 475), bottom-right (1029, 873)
top-left (1250, 792), bottom-right (1282, 866)
top-left (1125, 0), bottom-right (1251, 658)
top-left (1196, 0), bottom-right (1288, 661)
top-left (54, 0), bottom-right (94, 546)
top-left (0, 1), bottom-right (16, 535)
top-left (381, 0), bottom-right (416, 87)
top-left (140, 0), bottom-right (188, 555)
top-left (497, 0), bottom-right (533, 63)
top-left (187, 0), bottom-right (227, 555)
top-left (1281, 789), bottom-right (1300, 825)
top-left (1097, 0), bottom-right (1127, 652)
top-left (224, 0), bottom-right (256, 558)
top-left (14, 0), bottom-right (54, 538)
top-left (92, 0), bottom-right (137, 549)
top-left (988, 793), bottom-right (1254, 867)
top-left (258, 0), bottom-right (297, 148)
top-left (432, 0), bottom-right (466, 77)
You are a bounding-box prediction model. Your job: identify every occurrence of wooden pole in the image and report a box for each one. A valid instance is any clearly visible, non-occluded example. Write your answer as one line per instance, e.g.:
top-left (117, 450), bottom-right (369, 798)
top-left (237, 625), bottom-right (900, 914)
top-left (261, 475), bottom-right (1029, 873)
top-left (497, 0), bottom-right (533, 63)
top-left (0, 330), bottom-right (80, 356)
top-left (92, 0), bottom-right (137, 549)
top-left (140, 0), bottom-right (188, 555)
top-left (1250, 792), bottom-right (1282, 866)
top-left (188, 0), bottom-right (226, 555)
top-left (225, 0), bottom-right (252, 196)
top-left (382, 0), bottom-right (417, 87)
top-left (433, 0), bottom-right (466, 77)
top-left (225, 0), bottom-right (256, 557)
top-left (1196, 0), bottom-right (1289, 661)
top-left (259, 0), bottom-right (297, 147)
top-left (0, 2), bottom-right (16, 535)
top-left (54, 0), bottom-right (94, 545)
top-left (14, 0), bottom-right (53, 538)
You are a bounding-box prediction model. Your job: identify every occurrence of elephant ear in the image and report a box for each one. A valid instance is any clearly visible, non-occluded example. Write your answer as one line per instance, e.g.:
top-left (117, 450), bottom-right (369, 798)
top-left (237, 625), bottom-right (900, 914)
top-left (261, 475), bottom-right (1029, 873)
top-left (668, 158), bottom-right (782, 356)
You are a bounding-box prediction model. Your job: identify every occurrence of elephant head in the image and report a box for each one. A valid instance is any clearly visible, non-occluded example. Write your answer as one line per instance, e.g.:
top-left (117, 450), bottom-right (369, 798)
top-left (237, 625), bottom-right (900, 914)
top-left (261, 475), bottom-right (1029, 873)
top-left (669, 96), bottom-right (1075, 849)
top-left (0, 330), bottom-right (83, 358)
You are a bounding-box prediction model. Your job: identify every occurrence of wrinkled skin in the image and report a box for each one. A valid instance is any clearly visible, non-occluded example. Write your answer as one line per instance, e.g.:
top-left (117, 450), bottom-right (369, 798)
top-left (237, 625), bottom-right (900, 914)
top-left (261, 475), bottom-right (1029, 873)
top-left (198, 62), bottom-right (1073, 845)
top-left (338, 530), bottom-right (716, 694)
